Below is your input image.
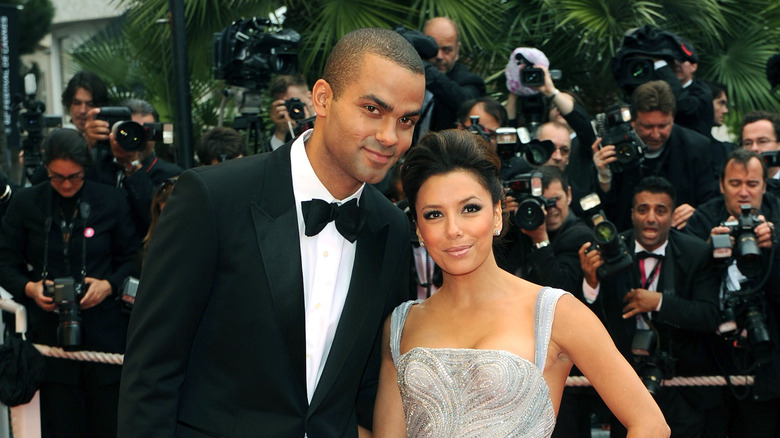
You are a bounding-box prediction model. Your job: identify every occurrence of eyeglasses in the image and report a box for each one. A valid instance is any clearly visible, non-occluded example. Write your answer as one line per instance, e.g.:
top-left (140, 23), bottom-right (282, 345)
top-left (49, 171), bottom-right (85, 183)
top-left (741, 138), bottom-right (777, 148)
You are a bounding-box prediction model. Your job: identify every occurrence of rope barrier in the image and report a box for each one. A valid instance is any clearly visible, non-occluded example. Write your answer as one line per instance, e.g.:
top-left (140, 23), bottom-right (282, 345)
top-left (31, 344), bottom-right (755, 387)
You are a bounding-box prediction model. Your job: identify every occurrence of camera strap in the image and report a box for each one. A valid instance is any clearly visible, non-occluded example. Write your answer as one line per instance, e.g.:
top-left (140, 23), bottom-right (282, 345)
top-left (639, 257), bottom-right (662, 290)
top-left (59, 198), bottom-right (80, 275)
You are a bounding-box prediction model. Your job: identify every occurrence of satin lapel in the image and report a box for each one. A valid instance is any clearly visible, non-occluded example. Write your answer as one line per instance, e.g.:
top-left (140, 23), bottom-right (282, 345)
top-left (250, 144), bottom-right (307, 392)
top-left (308, 190), bottom-right (390, 411)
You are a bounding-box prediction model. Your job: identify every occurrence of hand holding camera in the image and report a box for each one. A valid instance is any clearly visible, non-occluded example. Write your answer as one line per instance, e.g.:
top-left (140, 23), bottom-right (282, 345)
top-left (80, 277), bottom-right (113, 310)
top-left (24, 279), bottom-right (56, 311)
top-left (622, 288), bottom-right (662, 319)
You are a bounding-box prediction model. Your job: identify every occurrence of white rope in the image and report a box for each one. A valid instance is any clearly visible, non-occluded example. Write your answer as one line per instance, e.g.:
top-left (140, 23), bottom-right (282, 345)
top-left (33, 344), bottom-right (123, 365)
top-left (566, 375), bottom-right (754, 387)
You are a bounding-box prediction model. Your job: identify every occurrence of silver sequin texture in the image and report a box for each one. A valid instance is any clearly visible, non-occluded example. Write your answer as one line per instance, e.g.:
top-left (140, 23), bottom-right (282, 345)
top-left (390, 287), bottom-right (567, 438)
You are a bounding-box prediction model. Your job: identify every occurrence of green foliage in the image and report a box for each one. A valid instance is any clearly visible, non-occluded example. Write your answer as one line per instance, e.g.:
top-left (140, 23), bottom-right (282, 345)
top-left (12, 0), bottom-right (55, 55)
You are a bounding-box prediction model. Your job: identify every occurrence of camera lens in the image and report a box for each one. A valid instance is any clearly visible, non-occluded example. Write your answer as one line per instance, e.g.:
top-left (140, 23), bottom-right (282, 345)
top-left (515, 198), bottom-right (545, 230)
top-left (640, 365), bottom-right (664, 396)
top-left (285, 98), bottom-right (306, 121)
top-left (112, 121), bottom-right (147, 151)
top-left (629, 59), bottom-right (652, 81)
top-left (593, 221), bottom-right (617, 244)
top-left (615, 141), bottom-right (639, 164)
top-left (525, 139), bottom-right (554, 166)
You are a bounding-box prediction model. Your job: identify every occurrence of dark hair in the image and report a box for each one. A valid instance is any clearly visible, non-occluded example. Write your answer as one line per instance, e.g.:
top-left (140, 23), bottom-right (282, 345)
top-left (42, 128), bottom-right (91, 168)
top-left (322, 28), bottom-right (424, 100)
top-left (61, 71), bottom-right (109, 109)
top-left (269, 74), bottom-right (309, 100)
top-left (538, 165), bottom-right (569, 192)
top-left (120, 98), bottom-right (159, 122)
top-left (722, 148), bottom-right (767, 182)
top-left (402, 129), bottom-right (503, 221)
top-left (631, 80), bottom-right (676, 117)
top-left (705, 81), bottom-right (727, 100)
top-left (457, 97), bottom-right (507, 127)
top-left (740, 110), bottom-right (780, 143)
top-left (197, 127), bottom-right (247, 165)
top-left (144, 177), bottom-right (178, 250)
top-left (632, 176), bottom-right (677, 208)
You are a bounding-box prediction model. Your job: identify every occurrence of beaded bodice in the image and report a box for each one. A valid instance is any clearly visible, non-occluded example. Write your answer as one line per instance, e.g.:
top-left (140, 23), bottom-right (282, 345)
top-left (389, 287), bottom-right (566, 437)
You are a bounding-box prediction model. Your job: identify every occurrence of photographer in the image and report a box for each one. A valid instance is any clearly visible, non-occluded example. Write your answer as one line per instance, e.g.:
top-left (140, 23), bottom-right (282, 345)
top-left (684, 149), bottom-right (780, 437)
top-left (593, 80), bottom-right (718, 232)
top-left (0, 128), bottom-right (139, 437)
top-left (579, 176), bottom-right (720, 437)
top-left (267, 74), bottom-right (315, 151)
top-left (84, 99), bottom-right (182, 237)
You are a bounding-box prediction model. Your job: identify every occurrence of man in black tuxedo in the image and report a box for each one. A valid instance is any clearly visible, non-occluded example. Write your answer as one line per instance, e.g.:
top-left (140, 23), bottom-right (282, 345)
top-left (117, 27), bottom-right (425, 438)
top-left (579, 176), bottom-right (720, 437)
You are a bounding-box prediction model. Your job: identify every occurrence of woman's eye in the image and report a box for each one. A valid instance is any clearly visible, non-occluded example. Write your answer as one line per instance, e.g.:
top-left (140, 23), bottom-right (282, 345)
top-left (423, 210), bottom-right (442, 220)
top-left (464, 204), bottom-right (482, 213)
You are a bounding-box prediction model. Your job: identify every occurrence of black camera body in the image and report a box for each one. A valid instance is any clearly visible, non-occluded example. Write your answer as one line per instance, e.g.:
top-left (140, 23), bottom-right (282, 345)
top-left (43, 277), bottom-right (85, 351)
top-left (596, 104), bottom-right (645, 174)
top-left (580, 193), bottom-right (633, 279)
top-left (719, 288), bottom-right (773, 366)
top-left (97, 107), bottom-right (172, 152)
top-left (284, 97), bottom-right (306, 121)
top-left (504, 172), bottom-right (556, 230)
top-left (762, 150), bottom-right (780, 168)
top-left (631, 328), bottom-right (676, 396)
top-left (515, 53), bottom-right (562, 87)
top-left (713, 204), bottom-right (763, 278)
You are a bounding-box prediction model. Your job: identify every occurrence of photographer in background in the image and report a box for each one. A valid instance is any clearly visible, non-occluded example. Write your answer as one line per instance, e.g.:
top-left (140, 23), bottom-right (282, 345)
top-left (579, 176), bottom-right (719, 437)
top-left (63, 71), bottom-right (109, 145)
top-left (0, 128), bottom-right (138, 438)
top-left (683, 149), bottom-right (780, 437)
top-left (267, 74), bottom-right (315, 151)
top-left (196, 126), bottom-right (247, 165)
top-left (704, 81), bottom-right (737, 177)
top-left (593, 80), bottom-right (718, 232)
top-left (84, 99), bottom-right (182, 237)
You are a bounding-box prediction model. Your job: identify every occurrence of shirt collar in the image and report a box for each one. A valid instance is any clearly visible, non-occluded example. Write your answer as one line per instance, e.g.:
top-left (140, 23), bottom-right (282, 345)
top-left (634, 239), bottom-right (668, 257)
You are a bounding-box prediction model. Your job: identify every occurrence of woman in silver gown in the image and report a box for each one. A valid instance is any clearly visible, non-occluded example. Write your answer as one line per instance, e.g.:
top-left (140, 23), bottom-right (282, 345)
top-left (373, 129), bottom-right (669, 438)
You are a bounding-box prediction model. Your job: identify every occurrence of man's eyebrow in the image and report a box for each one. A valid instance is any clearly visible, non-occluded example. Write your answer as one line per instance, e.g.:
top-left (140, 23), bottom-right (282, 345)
top-left (361, 93), bottom-right (421, 118)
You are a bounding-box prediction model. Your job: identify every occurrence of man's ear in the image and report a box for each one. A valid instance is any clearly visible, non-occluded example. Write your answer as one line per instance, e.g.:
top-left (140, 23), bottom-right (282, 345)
top-left (311, 79), bottom-right (332, 117)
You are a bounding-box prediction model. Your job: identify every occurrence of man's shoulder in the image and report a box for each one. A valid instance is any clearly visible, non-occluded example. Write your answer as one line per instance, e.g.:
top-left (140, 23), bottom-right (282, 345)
top-left (670, 124), bottom-right (710, 149)
top-left (669, 228), bottom-right (709, 252)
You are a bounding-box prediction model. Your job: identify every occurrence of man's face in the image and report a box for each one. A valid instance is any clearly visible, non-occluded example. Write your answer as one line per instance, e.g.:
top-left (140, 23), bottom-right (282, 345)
top-left (424, 18), bottom-right (459, 74)
top-left (543, 180), bottom-right (570, 232)
top-left (459, 103), bottom-right (499, 149)
top-left (673, 60), bottom-right (697, 84)
top-left (713, 91), bottom-right (728, 127)
top-left (720, 157), bottom-right (766, 218)
top-left (111, 113), bottom-right (156, 162)
top-left (631, 191), bottom-right (673, 252)
top-left (537, 124), bottom-right (571, 171)
top-left (632, 110), bottom-right (673, 152)
top-left (69, 87), bottom-right (95, 133)
top-left (741, 119), bottom-right (779, 153)
top-left (313, 53), bottom-right (424, 197)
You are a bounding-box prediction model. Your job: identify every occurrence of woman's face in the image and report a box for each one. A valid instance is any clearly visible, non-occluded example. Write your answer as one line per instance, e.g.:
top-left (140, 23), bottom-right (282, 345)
top-left (47, 158), bottom-right (85, 198)
top-left (415, 170), bottom-right (501, 277)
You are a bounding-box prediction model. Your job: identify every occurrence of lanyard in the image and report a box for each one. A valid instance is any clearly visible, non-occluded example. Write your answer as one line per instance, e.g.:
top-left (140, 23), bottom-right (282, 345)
top-left (639, 257), bottom-right (662, 290)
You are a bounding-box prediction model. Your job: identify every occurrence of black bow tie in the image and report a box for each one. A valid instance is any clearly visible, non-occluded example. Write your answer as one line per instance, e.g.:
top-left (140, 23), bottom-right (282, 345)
top-left (301, 198), bottom-right (367, 243)
top-left (636, 251), bottom-right (664, 260)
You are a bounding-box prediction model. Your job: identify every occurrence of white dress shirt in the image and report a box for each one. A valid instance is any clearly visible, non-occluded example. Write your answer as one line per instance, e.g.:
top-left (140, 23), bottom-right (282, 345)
top-left (289, 129), bottom-right (365, 403)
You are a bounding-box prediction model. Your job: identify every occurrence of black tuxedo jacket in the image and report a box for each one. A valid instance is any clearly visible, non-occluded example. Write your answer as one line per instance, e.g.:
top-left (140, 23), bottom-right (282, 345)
top-left (589, 229), bottom-right (719, 376)
top-left (118, 143), bottom-right (410, 437)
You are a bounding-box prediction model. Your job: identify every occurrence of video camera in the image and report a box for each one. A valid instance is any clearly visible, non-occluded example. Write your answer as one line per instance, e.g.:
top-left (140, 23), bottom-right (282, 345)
top-left (18, 73), bottom-right (62, 183)
top-left (580, 193), bottom-right (633, 279)
top-left (631, 327), bottom-right (676, 396)
top-left (711, 204), bottom-right (762, 278)
top-left (611, 25), bottom-right (697, 90)
top-left (503, 171), bottom-right (556, 230)
top-left (43, 277), bottom-right (85, 351)
top-left (595, 104), bottom-right (645, 174)
top-left (213, 18), bottom-right (300, 90)
top-left (515, 53), bottom-right (562, 87)
top-left (97, 107), bottom-right (173, 152)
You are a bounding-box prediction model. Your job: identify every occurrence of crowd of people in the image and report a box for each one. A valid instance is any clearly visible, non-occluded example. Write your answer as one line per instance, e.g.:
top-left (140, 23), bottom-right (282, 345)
top-left (1, 16), bottom-right (779, 438)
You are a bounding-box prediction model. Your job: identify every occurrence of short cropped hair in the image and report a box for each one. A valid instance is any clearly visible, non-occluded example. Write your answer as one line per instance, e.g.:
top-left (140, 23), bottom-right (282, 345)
top-left (631, 80), bottom-right (676, 118)
top-left (269, 74), bottom-right (309, 100)
top-left (121, 98), bottom-right (159, 122)
top-left (197, 127), bottom-right (246, 165)
top-left (538, 165), bottom-right (569, 193)
top-left (322, 28), bottom-right (423, 100)
top-left (402, 129), bottom-right (503, 221)
top-left (632, 176), bottom-right (677, 208)
top-left (740, 111), bottom-right (780, 142)
top-left (42, 128), bottom-right (91, 168)
top-left (61, 71), bottom-right (109, 109)
top-left (722, 148), bottom-right (767, 182)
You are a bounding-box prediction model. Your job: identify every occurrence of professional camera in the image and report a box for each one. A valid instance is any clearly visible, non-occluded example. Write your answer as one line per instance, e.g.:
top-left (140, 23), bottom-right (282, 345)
top-left (465, 115), bottom-right (494, 145)
top-left (495, 127), bottom-right (553, 169)
top-left (284, 97), bottom-right (306, 121)
top-left (595, 104), bottom-right (645, 174)
top-left (515, 53), bottom-right (562, 87)
top-left (43, 277), bottom-right (85, 351)
top-left (718, 286), bottom-right (773, 366)
top-left (97, 107), bottom-right (173, 152)
top-left (711, 204), bottom-right (763, 278)
top-left (214, 17), bottom-right (300, 90)
top-left (631, 328), bottom-right (676, 396)
top-left (503, 171), bottom-right (556, 230)
top-left (580, 193), bottom-right (633, 279)
top-left (611, 25), bottom-right (696, 90)
top-left (120, 276), bottom-right (140, 313)
top-left (762, 150), bottom-right (780, 168)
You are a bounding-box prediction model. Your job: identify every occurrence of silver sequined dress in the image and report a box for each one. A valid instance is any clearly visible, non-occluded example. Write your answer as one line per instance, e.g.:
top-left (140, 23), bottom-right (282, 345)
top-left (390, 286), bottom-right (568, 438)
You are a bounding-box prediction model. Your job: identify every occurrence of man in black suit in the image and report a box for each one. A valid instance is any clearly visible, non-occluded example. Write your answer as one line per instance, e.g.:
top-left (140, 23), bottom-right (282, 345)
top-left (117, 27), bottom-right (425, 438)
top-left (579, 176), bottom-right (720, 437)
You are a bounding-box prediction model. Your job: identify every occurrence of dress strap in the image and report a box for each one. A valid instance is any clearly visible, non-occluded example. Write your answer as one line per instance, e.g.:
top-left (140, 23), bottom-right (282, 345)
top-left (533, 287), bottom-right (569, 370)
top-left (390, 300), bottom-right (423, 366)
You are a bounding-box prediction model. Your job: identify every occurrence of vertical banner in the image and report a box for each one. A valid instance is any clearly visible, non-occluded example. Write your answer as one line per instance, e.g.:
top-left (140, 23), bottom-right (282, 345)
top-left (0, 5), bottom-right (19, 150)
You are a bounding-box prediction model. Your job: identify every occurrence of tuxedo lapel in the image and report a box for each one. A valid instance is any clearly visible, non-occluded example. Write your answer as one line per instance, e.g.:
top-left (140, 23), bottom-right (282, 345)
top-left (250, 145), bottom-right (307, 393)
top-left (308, 188), bottom-right (390, 411)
